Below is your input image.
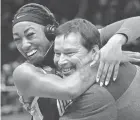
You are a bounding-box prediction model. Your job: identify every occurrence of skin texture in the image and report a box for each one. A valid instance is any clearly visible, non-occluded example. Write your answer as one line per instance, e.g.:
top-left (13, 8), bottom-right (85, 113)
top-left (12, 4), bottom-right (140, 119)
top-left (92, 33), bottom-right (140, 86)
top-left (93, 17), bottom-right (140, 86)
top-left (13, 21), bottom-right (52, 64)
top-left (13, 22), bottom-right (96, 100)
top-left (92, 34), bottom-right (127, 86)
top-left (13, 59), bottom-right (96, 100)
top-left (12, 18), bottom-right (140, 120)
top-left (54, 32), bottom-right (92, 78)
top-left (13, 18), bottom-right (140, 100)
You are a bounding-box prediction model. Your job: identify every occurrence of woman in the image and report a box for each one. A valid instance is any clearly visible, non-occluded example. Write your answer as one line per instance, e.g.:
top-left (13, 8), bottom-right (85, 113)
top-left (12, 3), bottom-right (140, 120)
top-left (12, 3), bottom-right (60, 120)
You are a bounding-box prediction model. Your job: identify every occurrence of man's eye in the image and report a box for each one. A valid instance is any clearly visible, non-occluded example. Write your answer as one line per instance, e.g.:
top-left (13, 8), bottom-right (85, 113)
top-left (67, 52), bottom-right (74, 56)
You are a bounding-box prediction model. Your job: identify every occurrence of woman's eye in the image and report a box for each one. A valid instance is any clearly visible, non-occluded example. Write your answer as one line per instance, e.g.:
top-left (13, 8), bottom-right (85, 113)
top-left (27, 33), bottom-right (35, 38)
top-left (55, 53), bottom-right (61, 57)
top-left (14, 38), bottom-right (21, 42)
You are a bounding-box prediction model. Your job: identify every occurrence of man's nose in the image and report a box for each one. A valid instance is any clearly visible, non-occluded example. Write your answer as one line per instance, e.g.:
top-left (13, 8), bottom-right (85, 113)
top-left (22, 38), bottom-right (31, 51)
top-left (58, 54), bottom-right (68, 66)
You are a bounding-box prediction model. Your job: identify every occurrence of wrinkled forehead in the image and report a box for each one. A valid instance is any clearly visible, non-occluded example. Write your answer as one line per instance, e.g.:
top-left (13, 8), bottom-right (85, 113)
top-left (54, 32), bottom-right (83, 49)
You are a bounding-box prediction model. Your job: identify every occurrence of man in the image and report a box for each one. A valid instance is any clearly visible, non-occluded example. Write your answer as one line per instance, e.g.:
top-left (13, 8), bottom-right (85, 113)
top-left (13, 3), bottom-right (140, 120)
top-left (14, 18), bottom-right (140, 120)
top-left (53, 18), bottom-right (140, 120)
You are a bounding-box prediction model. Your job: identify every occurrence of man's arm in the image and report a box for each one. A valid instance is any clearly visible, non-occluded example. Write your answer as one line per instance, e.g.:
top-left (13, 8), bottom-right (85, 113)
top-left (13, 62), bottom-right (96, 100)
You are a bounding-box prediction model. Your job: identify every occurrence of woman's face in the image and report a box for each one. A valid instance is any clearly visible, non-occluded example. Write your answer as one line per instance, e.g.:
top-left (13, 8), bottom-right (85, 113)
top-left (13, 21), bottom-right (51, 64)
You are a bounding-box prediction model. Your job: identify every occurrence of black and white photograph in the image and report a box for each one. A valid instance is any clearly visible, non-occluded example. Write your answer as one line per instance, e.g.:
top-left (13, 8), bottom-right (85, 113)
top-left (1, 0), bottom-right (140, 120)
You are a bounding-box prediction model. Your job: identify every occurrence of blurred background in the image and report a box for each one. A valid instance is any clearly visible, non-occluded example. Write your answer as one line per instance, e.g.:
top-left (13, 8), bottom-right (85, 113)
top-left (1, 0), bottom-right (140, 120)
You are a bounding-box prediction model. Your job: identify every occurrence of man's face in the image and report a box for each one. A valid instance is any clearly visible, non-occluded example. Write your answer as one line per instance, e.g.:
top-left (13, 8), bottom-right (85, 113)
top-left (54, 32), bottom-right (89, 77)
top-left (13, 21), bottom-right (51, 64)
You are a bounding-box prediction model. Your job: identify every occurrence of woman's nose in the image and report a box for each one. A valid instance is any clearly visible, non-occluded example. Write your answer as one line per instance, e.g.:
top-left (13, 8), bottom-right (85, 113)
top-left (21, 38), bottom-right (31, 51)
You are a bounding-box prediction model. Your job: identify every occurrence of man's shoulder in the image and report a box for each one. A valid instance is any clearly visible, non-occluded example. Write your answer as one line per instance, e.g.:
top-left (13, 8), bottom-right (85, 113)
top-left (84, 84), bottom-right (115, 104)
top-left (72, 84), bottom-right (115, 110)
top-left (62, 84), bottom-right (117, 120)
top-left (134, 65), bottom-right (140, 81)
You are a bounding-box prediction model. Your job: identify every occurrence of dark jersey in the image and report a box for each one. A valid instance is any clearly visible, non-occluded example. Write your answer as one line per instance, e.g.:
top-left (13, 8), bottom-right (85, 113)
top-left (37, 98), bottom-right (59, 120)
top-left (29, 44), bottom-right (59, 120)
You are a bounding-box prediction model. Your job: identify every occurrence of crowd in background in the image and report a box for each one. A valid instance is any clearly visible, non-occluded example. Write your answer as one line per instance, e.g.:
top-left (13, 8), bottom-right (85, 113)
top-left (1, 0), bottom-right (140, 115)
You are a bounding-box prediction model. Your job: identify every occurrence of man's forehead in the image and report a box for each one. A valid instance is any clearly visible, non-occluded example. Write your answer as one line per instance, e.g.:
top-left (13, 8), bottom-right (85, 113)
top-left (55, 32), bottom-right (82, 46)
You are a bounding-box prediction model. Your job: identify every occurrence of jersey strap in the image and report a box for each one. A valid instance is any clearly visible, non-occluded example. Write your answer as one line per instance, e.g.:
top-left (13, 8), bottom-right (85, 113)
top-left (57, 99), bottom-right (73, 116)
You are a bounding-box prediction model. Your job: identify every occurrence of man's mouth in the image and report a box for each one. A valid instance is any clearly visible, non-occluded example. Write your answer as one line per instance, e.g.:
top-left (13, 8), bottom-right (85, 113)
top-left (61, 67), bottom-right (75, 76)
top-left (27, 49), bottom-right (37, 57)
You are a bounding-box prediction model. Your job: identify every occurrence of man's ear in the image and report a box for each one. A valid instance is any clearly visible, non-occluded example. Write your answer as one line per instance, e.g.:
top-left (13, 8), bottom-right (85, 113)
top-left (91, 45), bottom-right (99, 54)
top-left (87, 45), bottom-right (99, 61)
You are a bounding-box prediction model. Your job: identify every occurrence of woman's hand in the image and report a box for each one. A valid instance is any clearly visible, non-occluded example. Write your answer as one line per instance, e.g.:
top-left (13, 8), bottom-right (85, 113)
top-left (90, 34), bottom-right (140, 86)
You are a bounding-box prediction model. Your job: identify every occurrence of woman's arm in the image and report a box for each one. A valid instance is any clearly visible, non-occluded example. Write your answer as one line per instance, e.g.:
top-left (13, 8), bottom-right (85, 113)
top-left (100, 16), bottom-right (140, 46)
top-left (13, 62), bottom-right (96, 100)
top-left (92, 17), bottom-right (140, 86)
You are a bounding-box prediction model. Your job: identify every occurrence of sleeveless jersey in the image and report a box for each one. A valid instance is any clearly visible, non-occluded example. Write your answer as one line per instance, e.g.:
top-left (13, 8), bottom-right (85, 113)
top-left (18, 66), bottom-right (59, 120)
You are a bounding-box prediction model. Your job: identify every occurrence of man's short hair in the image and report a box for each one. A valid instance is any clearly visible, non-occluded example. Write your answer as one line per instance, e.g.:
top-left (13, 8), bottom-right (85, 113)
top-left (55, 19), bottom-right (101, 51)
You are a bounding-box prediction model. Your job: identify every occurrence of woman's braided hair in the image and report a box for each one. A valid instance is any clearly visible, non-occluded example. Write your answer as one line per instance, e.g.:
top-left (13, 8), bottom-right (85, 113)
top-left (13, 3), bottom-right (59, 41)
top-left (14, 3), bottom-right (58, 25)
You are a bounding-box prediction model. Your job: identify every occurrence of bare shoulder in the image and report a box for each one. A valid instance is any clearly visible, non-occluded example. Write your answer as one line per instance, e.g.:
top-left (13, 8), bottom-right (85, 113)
top-left (13, 62), bottom-right (36, 94)
top-left (14, 62), bottom-right (34, 72)
top-left (13, 63), bottom-right (29, 77)
top-left (13, 62), bottom-right (42, 77)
